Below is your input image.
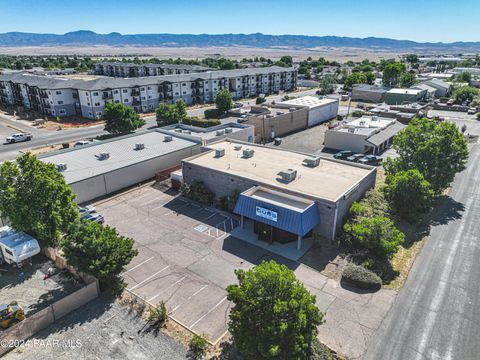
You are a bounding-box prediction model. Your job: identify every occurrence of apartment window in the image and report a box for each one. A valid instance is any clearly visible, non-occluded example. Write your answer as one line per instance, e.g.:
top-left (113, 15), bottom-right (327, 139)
top-left (124, 99), bottom-right (128, 103)
top-left (50, 101), bottom-right (53, 104)
top-left (56, 91), bottom-right (62, 95)
top-left (148, 95), bottom-right (152, 99)
top-left (114, 90), bottom-right (119, 94)
top-left (213, 81), bottom-right (217, 84)
top-left (58, 101), bottom-right (63, 105)
top-left (141, 87), bottom-right (145, 91)
top-left (51, 110), bottom-right (55, 115)
top-left (123, 89), bottom-right (128, 93)
top-left (182, 83), bottom-right (186, 86)
top-left (59, 109), bottom-right (66, 115)
top-left (94, 102), bottom-right (100, 106)
top-left (175, 84), bottom-right (179, 87)
top-left (93, 92), bottom-right (99, 96)
top-left (205, 89), bottom-right (209, 92)
top-left (48, 91), bottom-right (51, 95)
top-left (87, 102), bottom-right (90, 106)
top-left (147, 86), bottom-right (151, 90)
top-left (141, 97), bottom-right (146, 100)
top-left (96, 111), bottom-right (102, 116)
top-left (115, 100), bottom-right (120, 103)
top-left (175, 92), bottom-right (179, 96)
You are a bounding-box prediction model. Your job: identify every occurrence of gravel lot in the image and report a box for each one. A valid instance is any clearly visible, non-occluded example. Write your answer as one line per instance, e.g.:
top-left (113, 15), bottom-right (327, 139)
top-left (0, 255), bottom-right (83, 316)
top-left (3, 295), bottom-right (187, 360)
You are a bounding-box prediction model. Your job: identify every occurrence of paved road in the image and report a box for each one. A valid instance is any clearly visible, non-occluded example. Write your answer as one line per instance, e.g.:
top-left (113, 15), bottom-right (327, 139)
top-left (365, 143), bottom-right (480, 360)
top-left (0, 88), bottom-right (318, 162)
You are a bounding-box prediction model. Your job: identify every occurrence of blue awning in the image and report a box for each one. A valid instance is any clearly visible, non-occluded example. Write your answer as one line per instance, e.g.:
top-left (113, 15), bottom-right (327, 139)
top-left (233, 188), bottom-right (320, 237)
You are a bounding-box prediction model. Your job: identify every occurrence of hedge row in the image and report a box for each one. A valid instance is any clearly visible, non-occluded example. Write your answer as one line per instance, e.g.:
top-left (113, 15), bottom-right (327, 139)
top-left (183, 116), bottom-right (221, 128)
top-left (341, 262), bottom-right (382, 290)
top-left (204, 108), bottom-right (223, 119)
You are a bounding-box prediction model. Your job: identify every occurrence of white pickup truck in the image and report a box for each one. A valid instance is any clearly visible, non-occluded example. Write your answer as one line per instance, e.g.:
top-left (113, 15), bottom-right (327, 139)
top-left (6, 133), bottom-right (33, 144)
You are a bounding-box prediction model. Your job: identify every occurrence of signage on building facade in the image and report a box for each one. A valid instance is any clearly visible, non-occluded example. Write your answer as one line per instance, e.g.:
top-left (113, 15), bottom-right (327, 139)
top-left (255, 206), bottom-right (278, 222)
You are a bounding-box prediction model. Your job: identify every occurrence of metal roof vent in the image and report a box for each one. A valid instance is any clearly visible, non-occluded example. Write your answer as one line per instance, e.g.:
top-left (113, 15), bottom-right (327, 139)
top-left (242, 148), bottom-right (255, 158)
top-left (134, 143), bottom-right (145, 151)
top-left (234, 145), bottom-right (243, 151)
top-left (96, 152), bottom-right (110, 160)
top-left (215, 148), bottom-right (225, 158)
top-left (56, 163), bottom-right (67, 172)
top-left (278, 168), bottom-right (297, 182)
top-left (164, 135), bottom-right (173, 142)
top-left (303, 156), bottom-right (321, 168)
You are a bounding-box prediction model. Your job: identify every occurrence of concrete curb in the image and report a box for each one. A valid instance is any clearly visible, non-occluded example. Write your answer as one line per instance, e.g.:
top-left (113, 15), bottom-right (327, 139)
top-left (6, 124), bottom-right (25, 133)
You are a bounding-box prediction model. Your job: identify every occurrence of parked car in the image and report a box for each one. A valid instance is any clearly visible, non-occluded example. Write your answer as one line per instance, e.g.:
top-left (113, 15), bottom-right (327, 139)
top-left (233, 102), bottom-right (244, 108)
top-left (81, 213), bottom-right (104, 224)
top-left (468, 107), bottom-right (477, 115)
top-left (334, 150), bottom-right (354, 159)
top-left (447, 99), bottom-right (455, 106)
top-left (6, 133), bottom-right (32, 144)
top-left (358, 155), bottom-right (383, 165)
top-left (74, 140), bottom-right (92, 147)
top-left (78, 205), bottom-right (96, 219)
top-left (346, 154), bottom-right (365, 162)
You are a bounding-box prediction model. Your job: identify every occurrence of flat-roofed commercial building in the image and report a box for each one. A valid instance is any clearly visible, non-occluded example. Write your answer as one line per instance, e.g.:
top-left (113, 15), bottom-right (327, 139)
top-left (182, 140), bottom-right (376, 246)
top-left (385, 88), bottom-right (427, 105)
top-left (40, 129), bottom-right (201, 203)
top-left (162, 122), bottom-right (255, 144)
top-left (230, 105), bottom-right (309, 142)
top-left (324, 116), bottom-right (405, 154)
top-left (278, 96), bottom-right (339, 127)
top-left (351, 84), bottom-right (388, 103)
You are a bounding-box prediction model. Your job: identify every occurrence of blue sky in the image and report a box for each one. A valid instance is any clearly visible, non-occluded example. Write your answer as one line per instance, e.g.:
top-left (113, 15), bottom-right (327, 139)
top-left (0, 0), bottom-right (478, 43)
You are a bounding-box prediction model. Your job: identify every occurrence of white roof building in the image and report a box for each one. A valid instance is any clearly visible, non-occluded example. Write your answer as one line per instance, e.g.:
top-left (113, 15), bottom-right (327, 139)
top-left (278, 96), bottom-right (339, 127)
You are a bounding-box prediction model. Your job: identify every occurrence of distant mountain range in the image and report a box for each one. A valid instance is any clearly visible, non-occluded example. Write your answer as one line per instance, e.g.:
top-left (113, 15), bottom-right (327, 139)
top-left (0, 31), bottom-right (479, 51)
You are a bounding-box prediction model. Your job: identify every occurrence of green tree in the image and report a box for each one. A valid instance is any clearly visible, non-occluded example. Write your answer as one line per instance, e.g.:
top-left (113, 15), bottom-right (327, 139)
top-left (0, 153), bottom-right (78, 247)
top-left (452, 85), bottom-right (479, 103)
top-left (104, 102), bottom-right (145, 134)
top-left (343, 72), bottom-right (367, 91)
top-left (215, 89), bottom-right (234, 113)
top-left (455, 72), bottom-right (472, 83)
top-left (384, 169), bottom-right (435, 221)
top-left (382, 62), bottom-right (406, 87)
top-left (226, 260), bottom-right (323, 359)
top-left (343, 216), bottom-right (405, 259)
top-left (405, 54), bottom-right (419, 64)
top-left (364, 71), bottom-right (376, 85)
top-left (399, 72), bottom-right (416, 87)
top-left (318, 75), bottom-right (336, 95)
top-left (384, 118), bottom-right (468, 194)
top-left (61, 221), bottom-right (138, 286)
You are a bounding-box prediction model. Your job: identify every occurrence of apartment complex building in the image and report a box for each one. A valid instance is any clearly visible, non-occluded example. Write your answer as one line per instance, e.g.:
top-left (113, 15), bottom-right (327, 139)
top-left (93, 62), bottom-right (211, 77)
top-left (0, 67), bottom-right (297, 119)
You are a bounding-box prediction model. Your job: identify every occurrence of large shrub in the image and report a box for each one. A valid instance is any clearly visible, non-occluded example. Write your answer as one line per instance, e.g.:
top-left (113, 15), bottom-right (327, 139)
top-left (104, 102), bottom-right (145, 134)
top-left (342, 263), bottom-right (382, 290)
top-left (181, 181), bottom-right (215, 205)
top-left (343, 216), bottom-right (405, 260)
top-left (204, 108), bottom-right (223, 119)
top-left (384, 169), bottom-right (434, 221)
top-left (227, 260), bottom-right (323, 359)
top-left (183, 116), bottom-right (221, 128)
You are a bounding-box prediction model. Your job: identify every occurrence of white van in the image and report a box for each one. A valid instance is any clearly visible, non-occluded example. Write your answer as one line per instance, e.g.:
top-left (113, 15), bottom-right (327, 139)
top-left (0, 226), bottom-right (41, 265)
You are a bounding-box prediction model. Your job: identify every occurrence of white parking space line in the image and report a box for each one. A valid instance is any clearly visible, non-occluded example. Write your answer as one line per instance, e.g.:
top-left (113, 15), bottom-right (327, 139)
top-left (128, 265), bottom-right (170, 291)
top-left (124, 256), bottom-right (154, 274)
top-left (190, 296), bottom-right (228, 328)
top-left (147, 276), bottom-right (186, 303)
top-left (169, 284), bottom-right (209, 313)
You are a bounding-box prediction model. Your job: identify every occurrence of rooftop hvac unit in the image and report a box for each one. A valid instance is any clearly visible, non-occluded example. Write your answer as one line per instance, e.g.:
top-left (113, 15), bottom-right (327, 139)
top-left (278, 168), bottom-right (297, 182)
top-left (348, 128), bottom-right (356, 133)
top-left (303, 156), bottom-right (321, 168)
top-left (164, 135), bottom-right (173, 142)
top-left (97, 152), bottom-right (110, 160)
top-left (182, 130), bottom-right (191, 134)
top-left (289, 107), bottom-right (296, 112)
top-left (215, 148), bottom-right (225, 158)
top-left (234, 145), bottom-right (243, 151)
top-left (134, 143), bottom-right (145, 150)
top-left (266, 114), bottom-right (274, 118)
top-left (359, 121), bottom-right (366, 126)
top-left (242, 148), bottom-right (255, 158)
top-left (174, 129), bottom-right (182, 133)
top-left (276, 112), bottom-right (283, 116)
top-left (215, 130), bottom-right (225, 136)
top-left (56, 163), bottom-right (67, 172)
top-left (224, 128), bottom-right (233, 134)
top-left (372, 116), bottom-right (378, 121)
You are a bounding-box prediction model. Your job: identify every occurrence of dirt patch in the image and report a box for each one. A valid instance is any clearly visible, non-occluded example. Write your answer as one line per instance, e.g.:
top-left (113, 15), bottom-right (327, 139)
top-left (0, 254), bottom-right (84, 317)
top-left (43, 119), bottom-right (104, 130)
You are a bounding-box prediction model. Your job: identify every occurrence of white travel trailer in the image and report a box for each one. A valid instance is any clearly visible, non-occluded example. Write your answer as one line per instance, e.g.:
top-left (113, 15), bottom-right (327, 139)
top-left (0, 226), bottom-right (41, 265)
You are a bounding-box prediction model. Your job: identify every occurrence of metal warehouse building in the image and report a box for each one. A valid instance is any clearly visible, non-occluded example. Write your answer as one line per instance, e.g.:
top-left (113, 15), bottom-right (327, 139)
top-left (278, 96), bottom-right (339, 127)
top-left (182, 140), bottom-right (376, 247)
top-left (40, 130), bottom-right (201, 203)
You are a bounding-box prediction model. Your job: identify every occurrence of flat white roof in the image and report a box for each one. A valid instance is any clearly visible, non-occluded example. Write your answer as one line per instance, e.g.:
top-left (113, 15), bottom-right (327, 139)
top-left (40, 130), bottom-right (199, 184)
top-left (387, 88), bottom-right (425, 95)
top-left (184, 140), bottom-right (374, 202)
top-left (279, 96), bottom-right (338, 109)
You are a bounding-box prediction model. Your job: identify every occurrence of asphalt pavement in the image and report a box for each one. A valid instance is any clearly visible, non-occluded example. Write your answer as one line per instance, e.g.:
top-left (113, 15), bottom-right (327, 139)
top-left (364, 143), bottom-right (480, 360)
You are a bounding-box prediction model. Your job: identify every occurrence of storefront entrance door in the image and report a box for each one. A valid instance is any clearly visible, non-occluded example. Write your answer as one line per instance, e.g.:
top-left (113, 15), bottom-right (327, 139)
top-left (254, 221), bottom-right (273, 244)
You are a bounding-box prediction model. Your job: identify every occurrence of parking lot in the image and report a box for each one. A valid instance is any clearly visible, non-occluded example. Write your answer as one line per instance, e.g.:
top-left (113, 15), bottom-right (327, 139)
top-left (96, 183), bottom-right (397, 358)
top-left (95, 184), bottom-right (252, 344)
